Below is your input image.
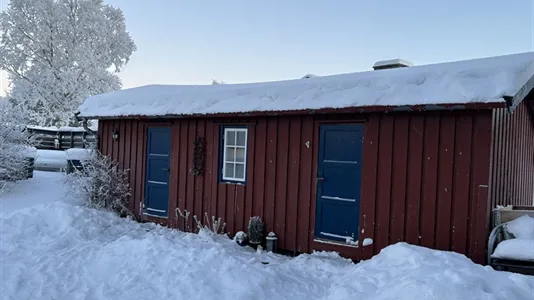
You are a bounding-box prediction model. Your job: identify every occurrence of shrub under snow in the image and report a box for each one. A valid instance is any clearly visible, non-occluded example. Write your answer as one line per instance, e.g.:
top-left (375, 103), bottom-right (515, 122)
top-left (67, 150), bottom-right (133, 219)
top-left (0, 105), bottom-right (34, 192)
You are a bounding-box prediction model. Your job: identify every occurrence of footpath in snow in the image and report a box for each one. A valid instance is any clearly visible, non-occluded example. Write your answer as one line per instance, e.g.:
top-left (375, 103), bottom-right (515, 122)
top-left (1, 172), bottom-right (533, 300)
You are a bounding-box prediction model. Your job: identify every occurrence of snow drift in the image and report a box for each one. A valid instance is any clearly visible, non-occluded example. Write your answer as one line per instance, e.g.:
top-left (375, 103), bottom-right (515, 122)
top-left (1, 173), bottom-right (533, 300)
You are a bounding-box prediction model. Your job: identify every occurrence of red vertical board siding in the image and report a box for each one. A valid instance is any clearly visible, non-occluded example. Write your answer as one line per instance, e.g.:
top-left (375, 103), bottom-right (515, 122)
top-left (359, 115), bottom-right (380, 257)
top-left (264, 118), bottom-right (278, 234)
top-left (97, 103), bottom-right (532, 264)
top-left (204, 122), bottom-right (214, 223)
top-left (285, 117), bottom-right (302, 252)
top-left (469, 112), bottom-right (493, 264)
top-left (389, 116), bottom-right (409, 244)
top-left (244, 122), bottom-right (255, 231)
top-left (420, 115), bottom-right (440, 249)
top-left (450, 115), bottom-right (472, 254)
top-left (177, 120), bottom-right (189, 230)
top-left (297, 115), bottom-right (314, 252)
top-left (405, 116), bottom-right (424, 245)
top-left (275, 118), bottom-right (290, 249)
top-left (136, 122), bottom-right (145, 218)
top-left (435, 116), bottom-right (455, 250)
top-left (185, 122), bottom-right (196, 230)
top-left (253, 118), bottom-right (267, 218)
top-left (374, 115), bottom-right (394, 253)
top-left (194, 121), bottom-right (205, 227)
top-left (168, 122), bottom-right (180, 227)
top-left (489, 101), bottom-right (534, 209)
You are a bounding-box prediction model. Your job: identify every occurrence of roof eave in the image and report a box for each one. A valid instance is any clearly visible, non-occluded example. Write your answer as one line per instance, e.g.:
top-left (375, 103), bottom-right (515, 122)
top-left (78, 102), bottom-right (505, 120)
top-left (508, 74), bottom-right (534, 113)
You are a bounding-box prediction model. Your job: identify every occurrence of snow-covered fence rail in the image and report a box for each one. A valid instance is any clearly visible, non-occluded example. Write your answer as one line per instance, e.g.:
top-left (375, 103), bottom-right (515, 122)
top-left (26, 126), bottom-right (96, 150)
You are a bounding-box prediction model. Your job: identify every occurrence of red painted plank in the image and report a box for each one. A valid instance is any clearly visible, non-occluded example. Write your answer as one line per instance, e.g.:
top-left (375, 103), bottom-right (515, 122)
top-left (168, 122), bottom-right (180, 228)
top-left (194, 120), bottom-right (205, 226)
top-left (405, 115), bottom-right (424, 245)
top-left (450, 114), bottom-right (472, 254)
top-left (285, 117), bottom-right (302, 252)
top-left (225, 184), bottom-right (236, 234)
top-left (469, 112), bottom-right (492, 264)
top-left (375, 115), bottom-right (394, 253)
top-left (204, 121), bottom-right (214, 221)
top-left (244, 123), bottom-right (256, 231)
top-left (359, 115), bottom-right (380, 258)
top-left (435, 114), bottom-right (456, 250)
top-left (135, 122), bottom-right (145, 219)
top-left (186, 121), bottom-right (196, 230)
top-left (128, 121), bottom-right (139, 214)
top-left (177, 120), bottom-right (189, 231)
top-left (389, 115), bottom-right (409, 244)
top-left (264, 117), bottom-right (278, 234)
top-left (99, 121), bottom-right (108, 155)
top-left (118, 120), bottom-right (126, 169)
top-left (420, 114), bottom-right (440, 249)
top-left (253, 118), bottom-right (267, 218)
top-left (234, 184), bottom-right (246, 233)
top-left (297, 116), bottom-right (314, 253)
top-left (112, 120), bottom-right (119, 163)
top-left (275, 117), bottom-right (290, 249)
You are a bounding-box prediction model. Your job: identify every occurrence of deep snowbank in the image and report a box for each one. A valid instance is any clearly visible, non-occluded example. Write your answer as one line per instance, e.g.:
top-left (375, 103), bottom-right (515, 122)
top-left (0, 173), bottom-right (533, 299)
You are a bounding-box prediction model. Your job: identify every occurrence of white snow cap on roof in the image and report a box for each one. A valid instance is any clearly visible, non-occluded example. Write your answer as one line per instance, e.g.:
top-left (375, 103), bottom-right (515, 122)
top-left (78, 52), bottom-right (534, 119)
top-left (373, 58), bottom-right (414, 69)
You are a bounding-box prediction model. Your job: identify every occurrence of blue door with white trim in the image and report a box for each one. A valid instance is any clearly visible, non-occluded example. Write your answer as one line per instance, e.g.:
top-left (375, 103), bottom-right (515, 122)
top-left (315, 124), bottom-right (364, 243)
top-left (144, 127), bottom-right (171, 217)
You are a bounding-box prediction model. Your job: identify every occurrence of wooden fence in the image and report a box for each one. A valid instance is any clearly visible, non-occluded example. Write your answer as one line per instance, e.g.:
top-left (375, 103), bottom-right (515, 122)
top-left (26, 127), bottom-right (97, 150)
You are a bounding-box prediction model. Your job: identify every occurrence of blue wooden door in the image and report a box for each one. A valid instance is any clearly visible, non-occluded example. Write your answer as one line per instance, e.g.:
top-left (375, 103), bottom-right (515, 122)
top-left (315, 124), bottom-right (364, 243)
top-left (144, 127), bottom-right (171, 217)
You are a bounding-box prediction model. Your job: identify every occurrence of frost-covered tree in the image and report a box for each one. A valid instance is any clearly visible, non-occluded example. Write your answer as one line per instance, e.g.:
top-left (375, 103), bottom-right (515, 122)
top-left (0, 0), bottom-right (136, 127)
top-left (0, 102), bottom-right (35, 192)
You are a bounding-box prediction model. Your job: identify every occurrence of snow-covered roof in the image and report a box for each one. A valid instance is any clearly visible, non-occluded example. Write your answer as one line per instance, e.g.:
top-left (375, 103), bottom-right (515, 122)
top-left (77, 52), bottom-right (534, 119)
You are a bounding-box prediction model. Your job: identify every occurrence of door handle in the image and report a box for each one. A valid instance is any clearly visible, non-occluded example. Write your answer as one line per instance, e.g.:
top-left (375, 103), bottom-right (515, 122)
top-left (316, 177), bottom-right (324, 182)
top-left (162, 168), bottom-right (170, 172)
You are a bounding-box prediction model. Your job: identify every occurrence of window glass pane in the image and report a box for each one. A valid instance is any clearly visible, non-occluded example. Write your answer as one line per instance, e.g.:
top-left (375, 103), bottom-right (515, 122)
top-left (235, 148), bottom-right (245, 163)
top-left (225, 147), bottom-right (235, 162)
top-left (236, 131), bottom-right (246, 146)
top-left (235, 163), bottom-right (245, 179)
top-left (226, 130), bottom-right (236, 146)
top-left (224, 163), bottom-right (234, 178)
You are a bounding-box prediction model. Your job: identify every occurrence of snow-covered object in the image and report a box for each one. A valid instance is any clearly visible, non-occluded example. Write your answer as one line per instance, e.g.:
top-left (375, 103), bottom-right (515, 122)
top-left (492, 239), bottom-right (534, 261)
top-left (1, 171), bottom-right (533, 300)
top-left (78, 52), bottom-right (534, 118)
top-left (234, 231), bottom-right (248, 243)
top-left (34, 150), bottom-right (68, 169)
top-left (363, 238), bottom-right (373, 247)
top-left (373, 58), bottom-right (414, 69)
top-left (491, 215), bottom-right (534, 261)
top-left (505, 214), bottom-right (534, 239)
top-left (1, 0), bottom-right (136, 127)
top-left (301, 74), bottom-right (318, 79)
top-left (65, 148), bottom-right (93, 161)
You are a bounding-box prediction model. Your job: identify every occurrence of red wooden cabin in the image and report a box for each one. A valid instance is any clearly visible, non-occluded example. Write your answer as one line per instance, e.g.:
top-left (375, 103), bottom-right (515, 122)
top-left (77, 52), bottom-right (534, 264)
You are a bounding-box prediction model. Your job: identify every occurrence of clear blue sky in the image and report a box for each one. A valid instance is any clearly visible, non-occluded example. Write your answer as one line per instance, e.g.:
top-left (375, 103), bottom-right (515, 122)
top-left (0, 0), bottom-right (533, 95)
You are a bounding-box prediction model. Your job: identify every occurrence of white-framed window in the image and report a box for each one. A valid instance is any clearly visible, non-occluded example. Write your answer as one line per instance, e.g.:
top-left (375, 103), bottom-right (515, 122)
top-left (221, 127), bottom-right (248, 182)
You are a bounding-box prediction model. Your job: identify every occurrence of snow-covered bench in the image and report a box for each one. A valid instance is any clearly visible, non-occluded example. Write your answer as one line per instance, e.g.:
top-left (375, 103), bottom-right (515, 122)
top-left (487, 206), bottom-right (534, 274)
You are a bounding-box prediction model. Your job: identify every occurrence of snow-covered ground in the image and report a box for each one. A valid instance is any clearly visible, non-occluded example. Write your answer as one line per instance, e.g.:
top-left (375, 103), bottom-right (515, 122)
top-left (1, 172), bottom-right (533, 300)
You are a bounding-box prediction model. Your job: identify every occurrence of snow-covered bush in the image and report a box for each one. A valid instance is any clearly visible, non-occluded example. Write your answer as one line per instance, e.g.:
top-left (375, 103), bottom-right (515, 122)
top-left (248, 216), bottom-right (265, 245)
top-left (67, 150), bottom-right (133, 218)
top-left (0, 104), bottom-right (35, 192)
top-left (175, 208), bottom-right (227, 235)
